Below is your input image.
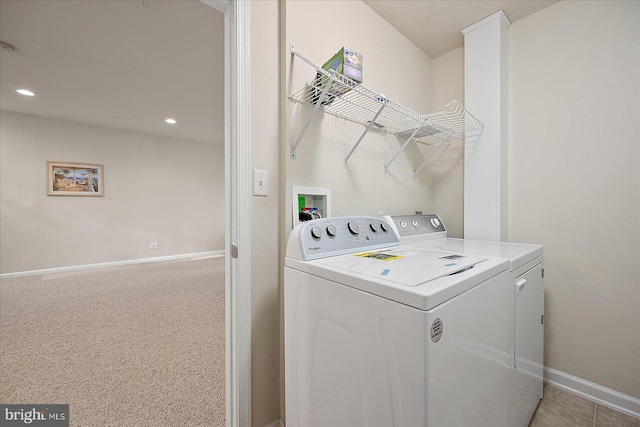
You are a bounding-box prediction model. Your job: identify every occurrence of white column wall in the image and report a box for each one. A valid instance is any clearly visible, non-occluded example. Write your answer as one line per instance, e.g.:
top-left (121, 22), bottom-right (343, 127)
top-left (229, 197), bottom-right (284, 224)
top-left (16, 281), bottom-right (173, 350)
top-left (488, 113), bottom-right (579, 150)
top-left (462, 11), bottom-right (511, 241)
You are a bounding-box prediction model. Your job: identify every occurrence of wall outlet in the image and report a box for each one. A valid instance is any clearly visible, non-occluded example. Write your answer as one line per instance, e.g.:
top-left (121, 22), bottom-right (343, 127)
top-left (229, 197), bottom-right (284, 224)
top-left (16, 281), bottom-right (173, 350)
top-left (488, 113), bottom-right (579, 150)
top-left (150, 242), bottom-right (158, 249)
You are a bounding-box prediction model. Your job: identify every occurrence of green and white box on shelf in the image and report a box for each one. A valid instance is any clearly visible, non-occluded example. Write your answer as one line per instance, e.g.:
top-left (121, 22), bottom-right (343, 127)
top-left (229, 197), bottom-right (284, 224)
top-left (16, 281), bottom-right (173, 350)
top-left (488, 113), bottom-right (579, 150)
top-left (322, 47), bottom-right (363, 83)
top-left (314, 47), bottom-right (363, 105)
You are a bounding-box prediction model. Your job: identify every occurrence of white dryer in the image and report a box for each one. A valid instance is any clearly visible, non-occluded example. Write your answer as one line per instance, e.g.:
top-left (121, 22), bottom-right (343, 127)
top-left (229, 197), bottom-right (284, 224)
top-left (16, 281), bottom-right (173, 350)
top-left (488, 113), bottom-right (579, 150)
top-left (285, 216), bottom-right (512, 427)
top-left (382, 214), bottom-right (544, 427)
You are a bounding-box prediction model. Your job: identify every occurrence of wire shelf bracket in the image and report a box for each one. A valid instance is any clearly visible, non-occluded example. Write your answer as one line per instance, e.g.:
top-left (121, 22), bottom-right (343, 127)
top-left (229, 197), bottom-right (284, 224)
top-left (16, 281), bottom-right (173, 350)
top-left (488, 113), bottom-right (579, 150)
top-left (413, 137), bottom-right (452, 179)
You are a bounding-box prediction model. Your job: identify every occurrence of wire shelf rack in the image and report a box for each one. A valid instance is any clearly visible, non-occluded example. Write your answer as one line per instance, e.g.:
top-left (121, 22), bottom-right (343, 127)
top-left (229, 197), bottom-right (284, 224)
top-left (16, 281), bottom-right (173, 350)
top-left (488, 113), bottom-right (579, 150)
top-left (288, 44), bottom-right (484, 175)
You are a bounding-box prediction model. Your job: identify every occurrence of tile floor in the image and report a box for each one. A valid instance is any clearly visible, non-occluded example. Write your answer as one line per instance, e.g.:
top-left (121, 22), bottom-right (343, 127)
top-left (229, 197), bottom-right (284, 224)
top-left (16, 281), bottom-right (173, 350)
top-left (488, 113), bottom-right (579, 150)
top-left (529, 383), bottom-right (640, 427)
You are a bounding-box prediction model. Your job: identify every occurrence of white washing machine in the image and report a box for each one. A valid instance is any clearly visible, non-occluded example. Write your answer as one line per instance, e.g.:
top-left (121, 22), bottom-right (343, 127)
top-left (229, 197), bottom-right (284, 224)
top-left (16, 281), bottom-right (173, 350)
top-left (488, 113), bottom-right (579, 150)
top-left (285, 216), bottom-right (512, 427)
top-left (382, 214), bottom-right (544, 427)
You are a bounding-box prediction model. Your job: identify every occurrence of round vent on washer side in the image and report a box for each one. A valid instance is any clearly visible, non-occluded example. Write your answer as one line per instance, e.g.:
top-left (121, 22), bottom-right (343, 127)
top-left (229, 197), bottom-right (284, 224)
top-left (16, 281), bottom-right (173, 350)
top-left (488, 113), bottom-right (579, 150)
top-left (431, 318), bottom-right (443, 343)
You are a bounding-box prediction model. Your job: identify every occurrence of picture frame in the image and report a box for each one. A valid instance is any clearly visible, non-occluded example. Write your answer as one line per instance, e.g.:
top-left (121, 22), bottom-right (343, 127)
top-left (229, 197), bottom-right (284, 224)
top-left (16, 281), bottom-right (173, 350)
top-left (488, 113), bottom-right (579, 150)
top-left (47, 162), bottom-right (104, 196)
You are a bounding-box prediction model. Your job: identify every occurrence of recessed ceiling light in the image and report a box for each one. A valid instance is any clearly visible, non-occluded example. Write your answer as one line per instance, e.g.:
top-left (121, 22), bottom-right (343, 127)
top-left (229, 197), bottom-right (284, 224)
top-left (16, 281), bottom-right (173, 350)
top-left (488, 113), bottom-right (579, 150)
top-left (16, 89), bottom-right (35, 96)
top-left (165, 118), bottom-right (177, 124)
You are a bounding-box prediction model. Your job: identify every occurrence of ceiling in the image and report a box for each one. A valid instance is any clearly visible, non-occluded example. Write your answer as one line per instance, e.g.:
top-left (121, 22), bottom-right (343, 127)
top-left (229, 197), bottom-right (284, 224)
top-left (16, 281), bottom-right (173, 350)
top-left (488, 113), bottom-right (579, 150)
top-left (0, 0), bottom-right (224, 144)
top-left (0, 1), bottom-right (557, 144)
top-left (363, 0), bottom-right (558, 58)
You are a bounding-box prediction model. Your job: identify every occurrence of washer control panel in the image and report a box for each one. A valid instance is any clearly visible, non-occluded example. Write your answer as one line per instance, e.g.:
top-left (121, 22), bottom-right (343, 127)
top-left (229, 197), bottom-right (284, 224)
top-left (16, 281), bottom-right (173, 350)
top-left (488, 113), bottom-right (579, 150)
top-left (293, 216), bottom-right (399, 260)
top-left (383, 214), bottom-right (446, 239)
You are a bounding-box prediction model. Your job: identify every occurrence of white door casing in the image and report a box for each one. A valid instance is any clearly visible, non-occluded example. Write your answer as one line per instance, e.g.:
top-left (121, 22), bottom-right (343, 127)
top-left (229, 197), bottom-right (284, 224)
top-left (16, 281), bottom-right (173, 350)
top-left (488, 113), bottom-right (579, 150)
top-left (202, 0), bottom-right (252, 426)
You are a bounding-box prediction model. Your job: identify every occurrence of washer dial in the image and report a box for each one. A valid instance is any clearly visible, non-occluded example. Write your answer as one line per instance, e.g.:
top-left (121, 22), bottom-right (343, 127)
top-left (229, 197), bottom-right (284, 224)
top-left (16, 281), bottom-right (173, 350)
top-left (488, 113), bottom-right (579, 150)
top-left (347, 220), bottom-right (360, 235)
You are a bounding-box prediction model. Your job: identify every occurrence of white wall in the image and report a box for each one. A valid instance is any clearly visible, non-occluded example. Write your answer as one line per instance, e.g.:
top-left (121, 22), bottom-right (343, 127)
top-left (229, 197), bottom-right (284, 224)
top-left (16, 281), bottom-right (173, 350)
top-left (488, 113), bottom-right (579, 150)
top-left (509, 1), bottom-right (640, 399)
top-left (431, 47), bottom-right (465, 238)
top-left (249, 1), bottom-right (282, 425)
top-left (0, 111), bottom-right (224, 274)
top-left (285, 0), bottom-right (434, 229)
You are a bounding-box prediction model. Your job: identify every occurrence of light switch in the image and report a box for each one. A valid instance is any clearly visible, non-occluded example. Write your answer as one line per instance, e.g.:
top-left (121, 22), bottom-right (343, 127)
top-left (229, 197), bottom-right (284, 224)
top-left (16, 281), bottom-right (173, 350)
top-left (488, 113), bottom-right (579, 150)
top-left (253, 170), bottom-right (268, 196)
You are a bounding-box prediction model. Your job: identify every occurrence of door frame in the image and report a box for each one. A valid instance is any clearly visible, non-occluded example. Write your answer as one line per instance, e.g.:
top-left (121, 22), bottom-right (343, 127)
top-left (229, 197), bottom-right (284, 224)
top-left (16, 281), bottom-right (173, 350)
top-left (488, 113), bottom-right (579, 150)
top-left (202, 0), bottom-right (252, 426)
top-left (225, 2), bottom-right (252, 426)
top-left (227, 1), bottom-right (252, 425)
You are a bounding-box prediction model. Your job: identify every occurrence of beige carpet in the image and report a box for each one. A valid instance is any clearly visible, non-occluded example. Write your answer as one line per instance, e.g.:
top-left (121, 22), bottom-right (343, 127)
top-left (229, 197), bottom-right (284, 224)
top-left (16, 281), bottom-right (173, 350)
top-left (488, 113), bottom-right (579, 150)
top-left (0, 256), bottom-right (225, 426)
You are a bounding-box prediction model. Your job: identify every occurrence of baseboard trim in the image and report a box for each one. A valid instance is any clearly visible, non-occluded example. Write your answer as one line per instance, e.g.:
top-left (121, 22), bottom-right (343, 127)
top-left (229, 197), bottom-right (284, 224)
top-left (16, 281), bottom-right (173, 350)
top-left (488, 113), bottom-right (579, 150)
top-left (261, 373), bottom-right (640, 427)
top-left (0, 251), bottom-right (226, 279)
top-left (544, 366), bottom-right (640, 419)
top-left (264, 419), bottom-right (284, 427)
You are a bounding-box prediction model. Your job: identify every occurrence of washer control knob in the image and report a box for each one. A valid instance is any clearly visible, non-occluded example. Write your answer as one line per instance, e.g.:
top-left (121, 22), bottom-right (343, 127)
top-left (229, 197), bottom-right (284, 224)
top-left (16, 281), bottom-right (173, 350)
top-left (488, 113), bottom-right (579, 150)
top-left (311, 226), bottom-right (322, 239)
top-left (370, 223), bottom-right (378, 233)
top-left (430, 217), bottom-right (441, 229)
top-left (326, 224), bottom-right (337, 237)
top-left (347, 220), bottom-right (360, 235)
top-left (412, 220), bottom-right (419, 228)
top-left (380, 222), bottom-right (389, 232)
top-left (400, 221), bottom-right (407, 229)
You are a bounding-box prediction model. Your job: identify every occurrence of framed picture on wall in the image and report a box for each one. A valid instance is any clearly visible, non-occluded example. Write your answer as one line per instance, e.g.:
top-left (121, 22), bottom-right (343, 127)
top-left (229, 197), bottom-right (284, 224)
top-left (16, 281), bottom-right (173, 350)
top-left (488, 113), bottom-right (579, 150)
top-left (47, 162), bottom-right (104, 196)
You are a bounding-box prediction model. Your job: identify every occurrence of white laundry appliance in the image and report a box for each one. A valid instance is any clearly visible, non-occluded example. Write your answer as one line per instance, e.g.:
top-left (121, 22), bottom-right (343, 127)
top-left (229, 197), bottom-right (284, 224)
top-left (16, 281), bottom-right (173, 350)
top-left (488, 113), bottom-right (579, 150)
top-left (382, 214), bottom-right (544, 427)
top-left (285, 216), bottom-right (512, 427)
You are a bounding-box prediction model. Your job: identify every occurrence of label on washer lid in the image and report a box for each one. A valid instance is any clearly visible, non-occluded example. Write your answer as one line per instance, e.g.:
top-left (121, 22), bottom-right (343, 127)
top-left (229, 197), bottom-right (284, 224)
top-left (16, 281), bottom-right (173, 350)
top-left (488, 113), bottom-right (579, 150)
top-left (355, 251), bottom-right (404, 261)
top-left (353, 248), bottom-right (419, 261)
top-left (353, 248), bottom-right (422, 261)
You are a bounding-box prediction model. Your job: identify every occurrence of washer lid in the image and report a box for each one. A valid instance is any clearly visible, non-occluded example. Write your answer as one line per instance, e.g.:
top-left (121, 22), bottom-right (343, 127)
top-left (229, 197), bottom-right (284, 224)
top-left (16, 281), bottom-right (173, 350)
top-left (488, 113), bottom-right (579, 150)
top-left (407, 238), bottom-right (543, 272)
top-left (286, 249), bottom-right (509, 310)
top-left (315, 248), bottom-right (487, 287)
